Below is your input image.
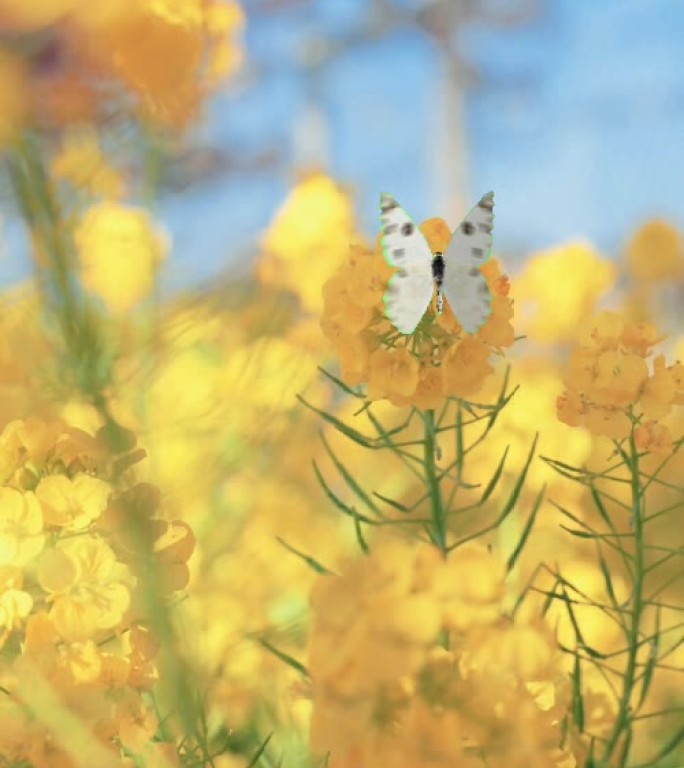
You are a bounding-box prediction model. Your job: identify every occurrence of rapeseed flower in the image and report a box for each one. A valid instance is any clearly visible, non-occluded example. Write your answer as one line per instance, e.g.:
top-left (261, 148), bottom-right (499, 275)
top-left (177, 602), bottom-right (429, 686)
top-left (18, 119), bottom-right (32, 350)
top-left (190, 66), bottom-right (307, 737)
top-left (0, 415), bottom-right (194, 765)
top-left (514, 241), bottom-right (616, 343)
top-left (321, 216), bottom-right (514, 406)
top-left (0, 0), bottom-right (245, 129)
top-left (75, 201), bottom-right (168, 313)
top-left (52, 129), bottom-right (126, 200)
top-left (557, 311), bottom-right (683, 447)
top-left (627, 220), bottom-right (683, 282)
top-left (0, 50), bottom-right (28, 148)
top-left (260, 173), bottom-right (358, 313)
top-left (309, 540), bottom-right (575, 768)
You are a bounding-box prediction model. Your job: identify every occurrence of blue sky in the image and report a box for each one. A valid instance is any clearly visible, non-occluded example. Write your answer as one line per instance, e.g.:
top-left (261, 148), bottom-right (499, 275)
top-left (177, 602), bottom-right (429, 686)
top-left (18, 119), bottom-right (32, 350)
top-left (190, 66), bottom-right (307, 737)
top-left (162, 0), bottom-right (684, 288)
top-left (2, 0), bottom-right (683, 290)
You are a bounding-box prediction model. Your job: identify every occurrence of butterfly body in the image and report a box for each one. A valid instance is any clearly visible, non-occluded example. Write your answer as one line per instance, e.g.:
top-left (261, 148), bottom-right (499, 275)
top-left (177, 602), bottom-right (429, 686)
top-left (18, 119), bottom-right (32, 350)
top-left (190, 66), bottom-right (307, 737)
top-left (380, 192), bottom-right (495, 335)
top-left (431, 252), bottom-right (445, 314)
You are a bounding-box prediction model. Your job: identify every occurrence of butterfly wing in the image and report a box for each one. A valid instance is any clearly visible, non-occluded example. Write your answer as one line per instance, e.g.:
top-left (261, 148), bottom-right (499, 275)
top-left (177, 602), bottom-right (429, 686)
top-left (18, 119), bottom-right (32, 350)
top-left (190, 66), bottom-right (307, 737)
top-left (380, 193), bottom-right (435, 335)
top-left (442, 191), bottom-right (495, 334)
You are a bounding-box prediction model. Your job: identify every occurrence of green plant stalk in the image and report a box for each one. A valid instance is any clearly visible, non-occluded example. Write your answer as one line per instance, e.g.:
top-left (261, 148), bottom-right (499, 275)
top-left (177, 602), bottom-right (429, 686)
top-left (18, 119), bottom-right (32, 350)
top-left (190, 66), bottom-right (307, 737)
top-left (599, 431), bottom-right (645, 767)
top-left (423, 409), bottom-right (447, 552)
top-left (10, 136), bottom-right (204, 747)
top-left (7, 136), bottom-right (105, 396)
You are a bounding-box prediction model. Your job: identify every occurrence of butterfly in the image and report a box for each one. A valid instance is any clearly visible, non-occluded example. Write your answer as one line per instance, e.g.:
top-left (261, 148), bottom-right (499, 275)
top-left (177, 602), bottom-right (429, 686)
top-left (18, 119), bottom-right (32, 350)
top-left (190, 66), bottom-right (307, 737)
top-left (380, 191), bottom-right (495, 335)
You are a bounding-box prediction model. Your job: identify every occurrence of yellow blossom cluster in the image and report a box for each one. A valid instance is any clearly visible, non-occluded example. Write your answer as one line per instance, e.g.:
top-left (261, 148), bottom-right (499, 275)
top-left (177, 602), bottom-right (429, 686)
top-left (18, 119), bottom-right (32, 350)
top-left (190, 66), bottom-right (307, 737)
top-left (0, 0), bottom-right (244, 132)
top-left (75, 201), bottom-right (169, 313)
top-left (0, 416), bottom-right (194, 766)
top-left (627, 220), bottom-right (683, 282)
top-left (513, 242), bottom-right (616, 344)
top-left (308, 539), bottom-right (576, 768)
top-left (259, 173), bottom-right (358, 313)
top-left (321, 218), bottom-right (515, 407)
top-left (557, 311), bottom-right (684, 451)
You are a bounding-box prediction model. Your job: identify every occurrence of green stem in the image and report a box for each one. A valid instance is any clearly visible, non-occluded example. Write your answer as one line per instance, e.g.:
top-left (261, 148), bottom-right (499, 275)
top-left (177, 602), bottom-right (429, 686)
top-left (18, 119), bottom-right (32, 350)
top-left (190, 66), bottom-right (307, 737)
top-left (8, 135), bottom-right (107, 398)
top-left (423, 409), bottom-right (447, 553)
top-left (599, 431), bottom-right (645, 767)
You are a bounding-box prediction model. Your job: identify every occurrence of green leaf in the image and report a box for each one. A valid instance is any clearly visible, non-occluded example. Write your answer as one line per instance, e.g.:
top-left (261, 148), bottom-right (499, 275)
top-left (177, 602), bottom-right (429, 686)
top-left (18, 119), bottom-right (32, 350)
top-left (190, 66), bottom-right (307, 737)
top-left (246, 732), bottom-right (274, 768)
top-left (637, 606), bottom-right (660, 710)
top-left (596, 544), bottom-right (621, 613)
top-left (373, 490), bottom-right (411, 513)
top-left (506, 484), bottom-right (545, 572)
top-left (321, 433), bottom-right (382, 517)
top-left (455, 404), bottom-right (464, 481)
top-left (317, 366), bottom-right (365, 398)
top-left (640, 722), bottom-right (684, 765)
top-left (276, 537), bottom-right (329, 574)
top-left (352, 507), bottom-right (369, 554)
top-left (499, 433), bottom-right (539, 519)
top-left (590, 483), bottom-right (613, 529)
top-left (572, 654), bottom-right (584, 731)
top-left (297, 395), bottom-right (373, 447)
top-left (560, 585), bottom-right (605, 658)
top-left (480, 445), bottom-right (509, 503)
top-left (312, 461), bottom-right (376, 524)
top-left (559, 525), bottom-right (595, 539)
top-left (258, 639), bottom-right (308, 677)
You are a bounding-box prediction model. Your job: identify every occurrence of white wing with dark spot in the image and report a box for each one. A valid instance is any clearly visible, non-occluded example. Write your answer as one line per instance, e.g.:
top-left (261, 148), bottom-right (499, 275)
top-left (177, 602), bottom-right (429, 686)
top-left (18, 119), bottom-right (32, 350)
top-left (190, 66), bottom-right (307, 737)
top-left (442, 191), bottom-right (495, 334)
top-left (380, 193), bottom-right (434, 335)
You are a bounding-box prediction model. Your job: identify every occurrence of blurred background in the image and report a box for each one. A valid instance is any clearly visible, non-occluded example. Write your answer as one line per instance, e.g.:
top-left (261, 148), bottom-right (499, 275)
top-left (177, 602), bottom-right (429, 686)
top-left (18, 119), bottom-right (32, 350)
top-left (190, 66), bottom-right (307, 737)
top-left (3, 0), bottom-right (684, 289)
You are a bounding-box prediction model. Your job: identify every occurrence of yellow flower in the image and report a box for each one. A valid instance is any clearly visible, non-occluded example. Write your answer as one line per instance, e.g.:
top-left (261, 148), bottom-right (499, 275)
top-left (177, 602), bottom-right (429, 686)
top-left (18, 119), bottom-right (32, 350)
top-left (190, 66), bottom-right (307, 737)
top-left (514, 242), bottom-right (616, 343)
top-left (0, 50), bottom-right (27, 148)
top-left (671, 361), bottom-right (684, 405)
top-left (205, 1), bottom-right (245, 83)
top-left (588, 351), bottom-right (648, 407)
top-left (260, 174), bottom-right (356, 312)
top-left (420, 217), bottom-right (452, 253)
top-left (75, 201), bottom-right (168, 313)
top-left (38, 536), bottom-right (131, 641)
top-left (36, 474), bottom-right (111, 531)
top-left (441, 336), bottom-right (494, 398)
top-left (337, 332), bottom-right (377, 387)
top-left (558, 313), bottom-right (682, 447)
top-left (620, 321), bottom-right (662, 356)
top-left (0, 566), bottom-right (32, 644)
top-left (0, 488), bottom-right (44, 567)
top-left (627, 220), bottom-right (683, 281)
top-left (367, 348), bottom-right (420, 404)
top-left (321, 212), bottom-right (514, 408)
top-left (51, 128), bottom-right (126, 200)
top-left (309, 541), bottom-right (443, 754)
top-left (578, 310), bottom-right (624, 349)
top-left (412, 364), bottom-right (447, 410)
top-left (438, 542), bottom-right (505, 631)
top-left (469, 620), bottom-right (564, 684)
top-left (346, 246), bottom-right (394, 309)
top-left (322, 267), bottom-right (375, 334)
top-left (583, 404), bottom-right (631, 440)
top-left (79, 0), bottom-right (237, 127)
top-left (152, 520), bottom-right (195, 592)
top-left (479, 295), bottom-right (516, 348)
top-left (639, 355), bottom-right (676, 419)
top-left (634, 421), bottom-right (673, 456)
top-left (556, 390), bottom-right (585, 428)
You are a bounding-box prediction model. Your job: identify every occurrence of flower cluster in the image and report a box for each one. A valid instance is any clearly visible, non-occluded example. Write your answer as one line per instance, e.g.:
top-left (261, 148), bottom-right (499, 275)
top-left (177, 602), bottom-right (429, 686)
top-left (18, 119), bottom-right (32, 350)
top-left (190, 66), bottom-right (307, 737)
top-left (0, 416), bottom-right (194, 767)
top-left (258, 173), bottom-right (358, 313)
top-left (308, 539), bottom-right (575, 768)
top-left (557, 311), bottom-right (684, 451)
top-left (627, 220), bottom-right (683, 283)
top-left (321, 218), bottom-right (515, 407)
top-left (75, 201), bottom-right (169, 313)
top-left (0, 0), bottom-right (244, 132)
top-left (513, 241), bottom-right (616, 343)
